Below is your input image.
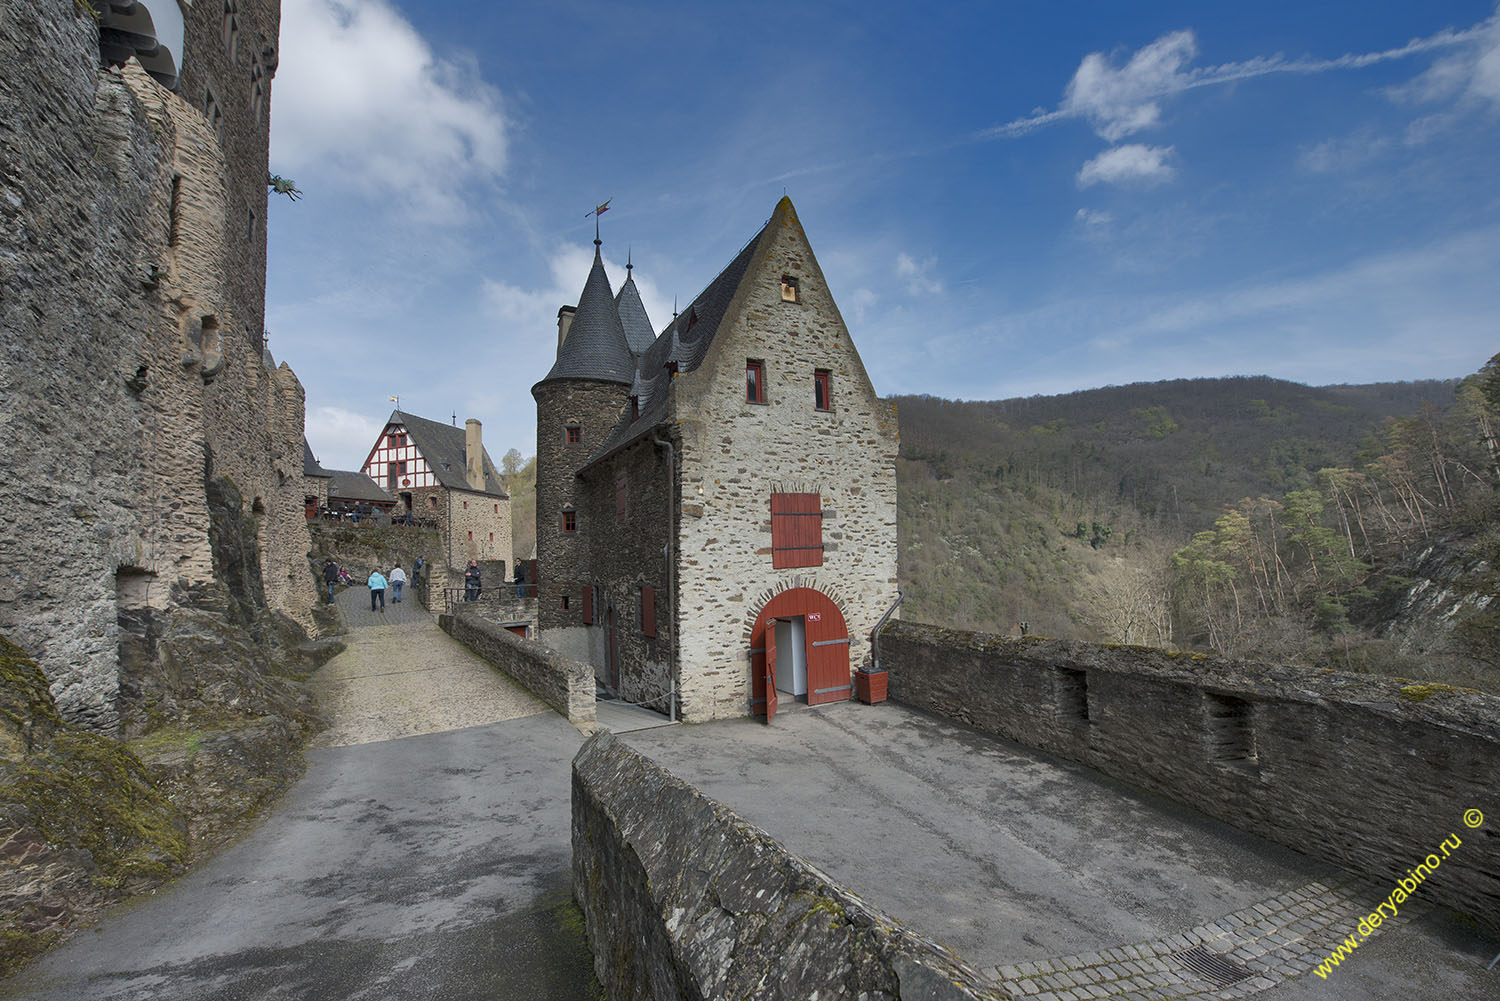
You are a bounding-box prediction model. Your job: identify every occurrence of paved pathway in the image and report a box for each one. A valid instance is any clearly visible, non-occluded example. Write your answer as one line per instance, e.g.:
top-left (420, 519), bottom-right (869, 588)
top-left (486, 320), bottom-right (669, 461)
top-left (623, 699), bottom-right (1500, 1001)
top-left (0, 601), bottom-right (594, 1001)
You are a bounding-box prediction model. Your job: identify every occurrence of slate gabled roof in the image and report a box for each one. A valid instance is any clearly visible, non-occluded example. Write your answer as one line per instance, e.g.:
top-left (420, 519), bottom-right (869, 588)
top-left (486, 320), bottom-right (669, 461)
top-left (303, 438), bottom-right (332, 478)
top-left (614, 270), bottom-right (657, 356)
top-left (388, 410), bottom-right (509, 497)
top-left (581, 213), bottom-right (773, 471)
top-left (538, 245), bottom-right (636, 386)
top-left (328, 470), bottom-right (396, 504)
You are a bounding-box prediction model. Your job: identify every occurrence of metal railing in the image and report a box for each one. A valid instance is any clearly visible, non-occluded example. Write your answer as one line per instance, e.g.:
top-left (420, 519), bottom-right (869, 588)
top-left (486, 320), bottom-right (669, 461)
top-left (443, 583), bottom-right (538, 615)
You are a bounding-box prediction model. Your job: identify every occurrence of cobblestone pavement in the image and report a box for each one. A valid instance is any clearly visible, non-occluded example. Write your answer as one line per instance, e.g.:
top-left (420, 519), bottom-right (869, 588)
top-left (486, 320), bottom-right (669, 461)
top-left (993, 874), bottom-right (1434, 999)
top-left (310, 588), bottom-right (550, 748)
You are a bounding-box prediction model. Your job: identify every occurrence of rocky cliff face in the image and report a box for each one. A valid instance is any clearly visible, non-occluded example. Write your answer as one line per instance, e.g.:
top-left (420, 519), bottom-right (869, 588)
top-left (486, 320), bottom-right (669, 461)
top-left (1364, 527), bottom-right (1498, 688)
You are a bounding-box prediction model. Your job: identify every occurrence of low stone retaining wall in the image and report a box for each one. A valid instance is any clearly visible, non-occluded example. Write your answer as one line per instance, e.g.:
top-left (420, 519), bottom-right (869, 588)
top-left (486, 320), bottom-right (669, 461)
top-left (439, 614), bottom-right (595, 729)
top-left (571, 730), bottom-right (1007, 1001)
top-left (881, 619), bottom-right (1500, 934)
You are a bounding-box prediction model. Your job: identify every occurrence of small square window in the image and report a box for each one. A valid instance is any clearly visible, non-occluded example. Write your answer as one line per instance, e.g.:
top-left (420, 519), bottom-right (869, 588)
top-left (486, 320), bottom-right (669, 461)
top-left (565, 425), bottom-right (582, 445)
top-left (561, 509), bottom-right (577, 533)
top-left (814, 369), bottom-right (832, 411)
top-left (746, 360), bottom-right (766, 404)
top-left (781, 276), bottom-right (799, 302)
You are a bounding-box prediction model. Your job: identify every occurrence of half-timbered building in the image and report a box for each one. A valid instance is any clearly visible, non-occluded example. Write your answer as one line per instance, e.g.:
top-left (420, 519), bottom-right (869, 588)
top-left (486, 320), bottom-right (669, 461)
top-left (360, 411), bottom-right (512, 584)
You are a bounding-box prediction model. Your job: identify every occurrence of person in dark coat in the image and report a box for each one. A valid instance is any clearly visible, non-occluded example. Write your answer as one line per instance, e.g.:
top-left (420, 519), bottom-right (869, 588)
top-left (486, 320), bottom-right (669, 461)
top-left (464, 561), bottom-right (481, 601)
top-left (322, 558), bottom-right (339, 605)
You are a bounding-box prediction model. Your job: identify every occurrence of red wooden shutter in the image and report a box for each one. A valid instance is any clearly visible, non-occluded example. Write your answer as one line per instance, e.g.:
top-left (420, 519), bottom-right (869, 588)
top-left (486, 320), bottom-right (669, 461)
top-left (641, 586), bottom-right (656, 637)
top-left (771, 493), bottom-right (823, 568)
top-left (582, 585), bottom-right (594, 624)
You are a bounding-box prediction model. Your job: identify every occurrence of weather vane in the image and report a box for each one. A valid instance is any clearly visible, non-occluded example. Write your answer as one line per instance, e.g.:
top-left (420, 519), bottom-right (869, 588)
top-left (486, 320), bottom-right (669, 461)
top-left (586, 199), bottom-right (611, 242)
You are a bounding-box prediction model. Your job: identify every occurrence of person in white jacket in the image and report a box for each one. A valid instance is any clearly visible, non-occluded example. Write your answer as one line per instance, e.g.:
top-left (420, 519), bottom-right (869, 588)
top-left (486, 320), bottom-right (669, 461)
top-left (390, 564), bottom-right (407, 603)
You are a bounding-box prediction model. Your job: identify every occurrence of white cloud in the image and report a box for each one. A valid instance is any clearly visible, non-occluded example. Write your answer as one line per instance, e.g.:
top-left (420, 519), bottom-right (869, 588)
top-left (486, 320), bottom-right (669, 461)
top-left (1076, 145), bottom-right (1176, 188)
top-left (1075, 207), bottom-right (1114, 227)
top-left (305, 405), bottom-right (383, 470)
top-left (1063, 30), bottom-right (1199, 142)
top-left (273, 0), bottom-right (508, 219)
top-left (983, 16), bottom-right (1491, 142)
top-left (848, 287), bottom-right (878, 323)
top-left (896, 253), bottom-right (944, 296)
top-left (1297, 130), bottom-right (1392, 173)
top-left (1389, 11), bottom-right (1500, 107)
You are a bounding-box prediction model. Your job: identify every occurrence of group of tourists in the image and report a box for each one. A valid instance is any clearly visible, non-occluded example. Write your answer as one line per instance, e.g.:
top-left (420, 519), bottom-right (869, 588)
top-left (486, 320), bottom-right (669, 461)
top-left (321, 556), bottom-right (427, 613)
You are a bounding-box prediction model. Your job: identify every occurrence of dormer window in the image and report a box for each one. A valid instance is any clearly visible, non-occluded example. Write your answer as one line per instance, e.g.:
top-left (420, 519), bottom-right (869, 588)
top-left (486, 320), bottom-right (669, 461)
top-left (630, 395), bottom-right (639, 421)
top-left (781, 276), bottom-right (799, 302)
top-left (666, 361), bottom-right (678, 376)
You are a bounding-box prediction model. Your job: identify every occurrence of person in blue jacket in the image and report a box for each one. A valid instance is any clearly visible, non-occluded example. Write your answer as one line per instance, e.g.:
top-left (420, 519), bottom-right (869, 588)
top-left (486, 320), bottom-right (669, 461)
top-left (367, 568), bottom-right (388, 613)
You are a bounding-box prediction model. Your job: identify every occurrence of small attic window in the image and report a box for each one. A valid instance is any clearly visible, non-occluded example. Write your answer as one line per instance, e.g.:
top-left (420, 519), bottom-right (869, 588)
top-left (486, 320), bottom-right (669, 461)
top-left (781, 276), bottom-right (799, 302)
top-left (666, 361), bottom-right (678, 376)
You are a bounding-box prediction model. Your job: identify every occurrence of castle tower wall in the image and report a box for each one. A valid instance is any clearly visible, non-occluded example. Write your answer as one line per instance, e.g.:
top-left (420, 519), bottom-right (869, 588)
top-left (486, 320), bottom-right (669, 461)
top-left (0, 1), bottom-right (317, 733)
top-left (533, 380), bottom-right (631, 663)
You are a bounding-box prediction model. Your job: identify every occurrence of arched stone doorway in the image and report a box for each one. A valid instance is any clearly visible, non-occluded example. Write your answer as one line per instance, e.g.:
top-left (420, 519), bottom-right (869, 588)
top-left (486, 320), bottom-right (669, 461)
top-left (749, 587), bottom-right (850, 721)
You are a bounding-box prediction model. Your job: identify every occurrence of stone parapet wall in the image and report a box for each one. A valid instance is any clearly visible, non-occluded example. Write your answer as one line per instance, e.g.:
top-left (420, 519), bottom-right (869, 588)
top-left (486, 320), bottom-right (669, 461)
top-left (571, 730), bottom-right (1006, 1001)
top-left (881, 620), bottom-right (1500, 934)
top-left (440, 613), bottom-right (595, 729)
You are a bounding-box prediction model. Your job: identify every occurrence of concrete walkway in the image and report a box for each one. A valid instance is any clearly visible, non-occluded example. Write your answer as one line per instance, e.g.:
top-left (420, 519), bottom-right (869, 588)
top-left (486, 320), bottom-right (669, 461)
top-left (0, 599), bottom-right (594, 1001)
top-left (623, 699), bottom-right (1500, 1000)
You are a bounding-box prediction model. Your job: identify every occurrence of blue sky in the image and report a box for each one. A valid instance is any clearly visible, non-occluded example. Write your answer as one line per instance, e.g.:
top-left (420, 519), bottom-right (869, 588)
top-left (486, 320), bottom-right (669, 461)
top-left (266, 1), bottom-right (1500, 469)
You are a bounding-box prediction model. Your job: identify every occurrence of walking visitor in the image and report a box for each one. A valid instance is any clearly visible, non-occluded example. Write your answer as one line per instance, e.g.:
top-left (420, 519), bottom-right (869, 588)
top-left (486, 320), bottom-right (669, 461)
top-left (390, 564), bottom-right (407, 603)
top-left (322, 558), bottom-right (339, 605)
top-left (367, 568), bottom-right (388, 613)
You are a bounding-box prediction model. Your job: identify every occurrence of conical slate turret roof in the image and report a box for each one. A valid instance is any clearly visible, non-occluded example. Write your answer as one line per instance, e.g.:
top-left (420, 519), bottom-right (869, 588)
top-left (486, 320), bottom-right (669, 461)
top-left (614, 268), bottom-right (656, 356)
top-left (540, 244), bottom-right (636, 385)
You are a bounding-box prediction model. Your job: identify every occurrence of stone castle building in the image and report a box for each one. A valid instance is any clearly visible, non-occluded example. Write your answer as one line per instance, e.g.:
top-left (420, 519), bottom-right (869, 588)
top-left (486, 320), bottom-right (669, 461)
top-left (358, 411), bottom-right (513, 583)
top-left (533, 197), bottom-right (900, 721)
top-left (1, 1), bottom-right (319, 732)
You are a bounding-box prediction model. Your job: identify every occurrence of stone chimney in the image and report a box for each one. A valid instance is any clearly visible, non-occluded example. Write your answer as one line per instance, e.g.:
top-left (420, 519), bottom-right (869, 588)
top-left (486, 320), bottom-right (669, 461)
top-left (465, 419), bottom-right (485, 491)
top-left (557, 305), bottom-right (577, 349)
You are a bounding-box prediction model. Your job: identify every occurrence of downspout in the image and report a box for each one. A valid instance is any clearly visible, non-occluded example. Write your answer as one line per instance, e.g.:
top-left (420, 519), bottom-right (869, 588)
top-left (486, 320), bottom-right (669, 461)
top-left (868, 589), bottom-right (904, 674)
top-left (651, 435), bottom-right (677, 722)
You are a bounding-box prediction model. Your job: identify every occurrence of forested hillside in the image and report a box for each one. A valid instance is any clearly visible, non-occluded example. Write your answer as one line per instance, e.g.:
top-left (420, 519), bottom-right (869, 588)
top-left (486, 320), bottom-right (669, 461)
top-left (894, 361), bottom-right (1500, 691)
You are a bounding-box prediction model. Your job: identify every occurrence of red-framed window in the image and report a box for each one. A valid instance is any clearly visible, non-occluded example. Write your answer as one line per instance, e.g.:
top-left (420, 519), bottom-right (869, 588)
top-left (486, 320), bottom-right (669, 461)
top-left (561, 509), bottom-right (577, 533)
top-left (389, 432), bottom-right (407, 448)
top-left (387, 460), bottom-right (406, 488)
top-left (493, 503), bottom-right (498, 513)
top-left (771, 492), bottom-right (823, 568)
top-left (639, 585), bottom-right (656, 637)
top-left (565, 425), bottom-right (582, 445)
top-left (746, 360), bottom-right (766, 404)
top-left (814, 369), bottom-right (832, 411)
top-left (582, 585), bottom-right (594, 624)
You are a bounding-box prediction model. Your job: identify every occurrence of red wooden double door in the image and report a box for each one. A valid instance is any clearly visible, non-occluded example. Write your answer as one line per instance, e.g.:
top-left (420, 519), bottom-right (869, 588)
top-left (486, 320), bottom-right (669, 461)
top-left (749, 587), bottom-right (851, 722)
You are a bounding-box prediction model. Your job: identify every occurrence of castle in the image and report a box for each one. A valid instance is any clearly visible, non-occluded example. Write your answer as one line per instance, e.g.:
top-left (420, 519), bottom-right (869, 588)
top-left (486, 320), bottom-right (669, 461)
top-left (1, 0), bottom-right (317, 733)
top-left (532, 197), bottom-right (900, 721)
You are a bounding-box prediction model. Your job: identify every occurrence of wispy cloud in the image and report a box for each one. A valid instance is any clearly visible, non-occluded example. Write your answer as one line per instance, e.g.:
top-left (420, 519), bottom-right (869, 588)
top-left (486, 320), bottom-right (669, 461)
top-left (980, 14), bottom-right (1494, 142)
top-left (273, 0), bottom-right (508, 220)
top-left (896, 253), bottom-right (945, 296)
top-left (1075, 207), bottom-right (1114, 227)
top-left (1077, 145), bottom-right (1177, 188)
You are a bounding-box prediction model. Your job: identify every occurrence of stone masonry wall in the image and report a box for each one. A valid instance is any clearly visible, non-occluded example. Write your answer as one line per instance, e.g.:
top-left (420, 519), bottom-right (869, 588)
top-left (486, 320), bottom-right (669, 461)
top-left (445, 488), bottom-right (511, 577)
top-left (572, 730), bottom-right (1006, 1001)
top-left (0, 2), bottom-right (315, 731)
top-left (440, 612), bottom-right (595, 728)
top-left (533, 379), bottom-right (630, 647)
top-left (881, 619), bottom-right (1500, 934)
top-left (669, 200), bottom-right (901, 720)
top-left (574, 434), bottom-right (675, 709)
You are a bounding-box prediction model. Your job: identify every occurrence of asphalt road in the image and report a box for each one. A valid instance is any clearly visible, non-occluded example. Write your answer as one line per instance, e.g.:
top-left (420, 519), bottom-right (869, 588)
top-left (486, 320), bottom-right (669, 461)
top-left (0, 603), bottom-right (596, 1001)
